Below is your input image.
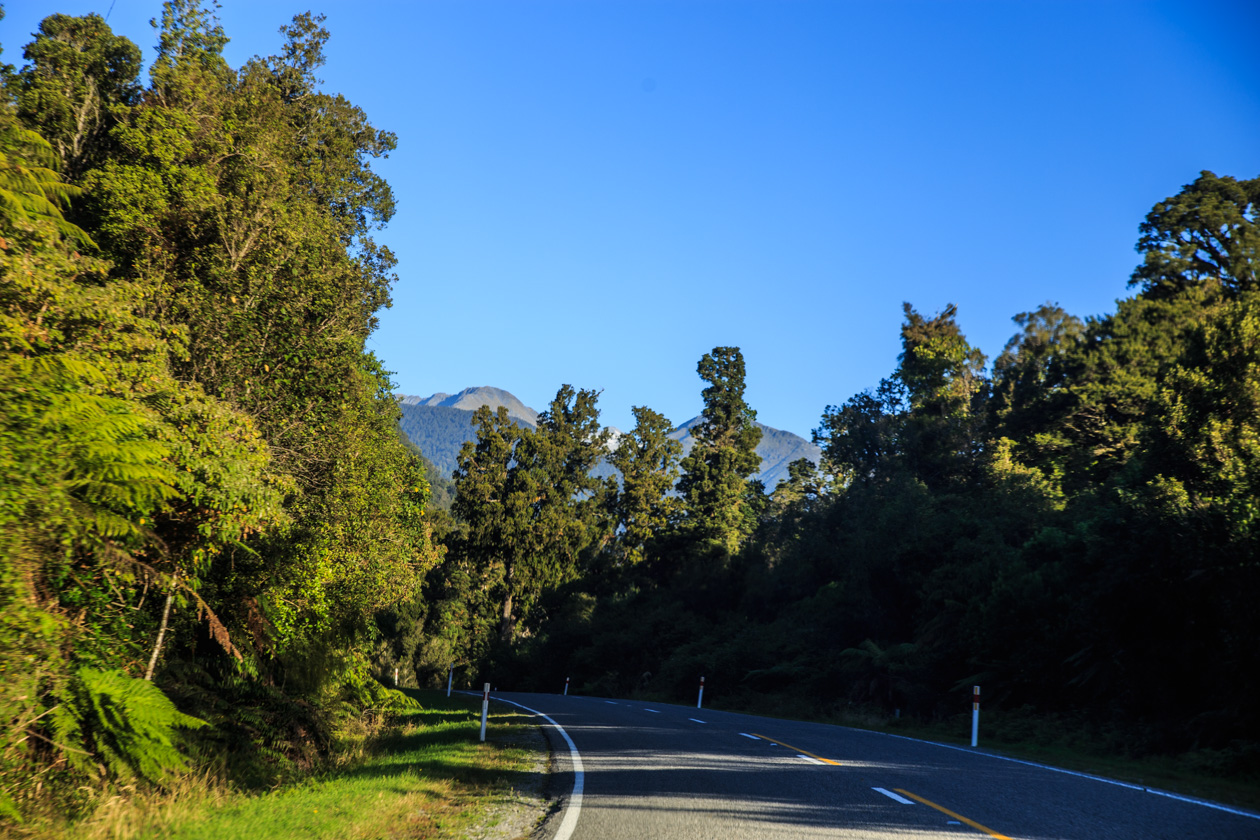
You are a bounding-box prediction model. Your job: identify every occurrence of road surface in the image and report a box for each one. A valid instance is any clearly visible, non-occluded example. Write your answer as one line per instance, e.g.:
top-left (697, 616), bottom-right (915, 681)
top-left (488, 691), bottom-right (1259, 840)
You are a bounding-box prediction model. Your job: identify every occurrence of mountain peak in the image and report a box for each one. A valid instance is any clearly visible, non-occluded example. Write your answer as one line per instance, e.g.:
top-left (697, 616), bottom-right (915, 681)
top-left (398, 386), bottom-right (539, 426)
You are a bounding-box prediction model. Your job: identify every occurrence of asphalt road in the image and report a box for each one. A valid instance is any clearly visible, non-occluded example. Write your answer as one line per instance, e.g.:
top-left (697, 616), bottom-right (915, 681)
top-left (488, 691), bottom-right (1259, 840)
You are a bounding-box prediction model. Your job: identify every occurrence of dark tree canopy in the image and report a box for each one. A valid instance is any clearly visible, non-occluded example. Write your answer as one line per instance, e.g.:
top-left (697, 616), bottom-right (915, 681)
top-left (1131, 171), bottom-right (1259, 298)
top-left (676, 346), bottom-right (763, 557)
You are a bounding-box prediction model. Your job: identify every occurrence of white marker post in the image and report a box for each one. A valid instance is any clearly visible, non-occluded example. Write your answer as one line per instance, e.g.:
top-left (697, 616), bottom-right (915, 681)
top-left (697, 676), bottom-right (705, 709)
top-left (393, 666), bottom-right (398, 687)
top-left (971, 685), bottom-right (980, 747)
top-left (446, 664), bottom-right (453, 698)
top-left (480, 683), bottom-right (490, 742)
top-left (564, 677), bottom-right (570, 696)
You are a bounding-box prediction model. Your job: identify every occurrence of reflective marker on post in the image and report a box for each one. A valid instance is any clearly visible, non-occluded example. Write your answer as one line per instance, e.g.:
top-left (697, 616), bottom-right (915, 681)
top-left (697, 675), bottom-right (705, 709)
top-left (564, 676), bottom-right (569, 696)
top-left (480, 683), bottom-right (490, 742)
top-left (971, 685), bottom-right (980, 747)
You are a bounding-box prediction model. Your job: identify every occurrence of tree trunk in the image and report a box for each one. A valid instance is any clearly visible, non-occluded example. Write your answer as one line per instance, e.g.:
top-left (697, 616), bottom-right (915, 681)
top-left (144, 590), bottom-right (174, 681)
top-left (499, 590), bottom-right (515, 642)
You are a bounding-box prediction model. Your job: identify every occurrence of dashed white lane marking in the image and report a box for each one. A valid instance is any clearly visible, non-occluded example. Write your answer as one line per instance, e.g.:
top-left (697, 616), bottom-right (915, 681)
top-left (947, 821), bottom-right (962, 825)
top-left (797, 755), bottom-right (825, 765)
top-left (604, 701), bottom-right (618, 705)
top-left (689, 718), bottom-right (706, 724)
top-left (489, 697), bottom-right (585, 840)
top-left (873, 788), bottom-right (915, 805)
top-left (644, 708), bottom-right (660, 713)
top-left (739, 733), bottom-right (760, 740)
top-left (873, 730), bottom-right (1260, 821)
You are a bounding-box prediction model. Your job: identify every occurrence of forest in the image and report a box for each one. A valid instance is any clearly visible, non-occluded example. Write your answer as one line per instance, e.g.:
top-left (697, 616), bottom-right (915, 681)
top-left (399, 176), bottom-right (1260, 780)
top-left (1, 0), bottom-right (1257, 829)
top-left (0, 2), bottom-right (438, 824)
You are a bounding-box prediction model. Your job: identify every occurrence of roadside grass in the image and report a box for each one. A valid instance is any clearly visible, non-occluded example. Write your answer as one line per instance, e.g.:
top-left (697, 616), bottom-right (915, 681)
top-left (690, 692), bottom-right (1260, 814)
top-left (19, 691), bottom-right (547, 840)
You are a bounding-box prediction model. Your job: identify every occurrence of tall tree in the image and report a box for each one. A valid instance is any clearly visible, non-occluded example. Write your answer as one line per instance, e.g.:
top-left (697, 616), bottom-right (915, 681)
top-left (814, 376), bottom-right (909, 488)
top-left (0, 6), bottom-right (440, 819)
top-left (506, 386), bottom-right (612, 637)
top-left (608, 406), bottom-right (682, 566)
top-left (15, 13), bottom-right (141, 180)
top-left (44, 1), bottom-right (432, 692)
top-left (896, 303), bottom-right (987, 487)
top-left (451, 388), bottom-right (611, 642)
top-left (989, 302), bottom-right (1085, 483)
top-left (1130, 170), bottom-right (1258, 299)
top-left (449, 405), bottom-right (523, 648)
top-left (0, 91), bottom-right (286, 803)
top-left (990, 303), bottom-right (1085, 423)
top-left (676, 346), bottom-right (763, 557)
top-left (1011, 176), bottom-right (1259, 491)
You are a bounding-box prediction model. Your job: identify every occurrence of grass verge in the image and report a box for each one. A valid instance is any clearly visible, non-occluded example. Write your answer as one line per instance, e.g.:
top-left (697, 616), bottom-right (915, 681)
top-left (13, 691), bottom-right (550, 840)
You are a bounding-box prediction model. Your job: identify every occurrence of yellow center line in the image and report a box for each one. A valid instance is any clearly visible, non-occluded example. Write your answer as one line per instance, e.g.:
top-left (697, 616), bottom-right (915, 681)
top-left (893, 789), bottom-right (1014, 840)
top-left (749, 733), bottom-right (841, 765)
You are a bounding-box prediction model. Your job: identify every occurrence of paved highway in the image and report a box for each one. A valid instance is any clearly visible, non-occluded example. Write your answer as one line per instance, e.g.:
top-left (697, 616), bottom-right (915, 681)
top-left (488, 691), bottom-right (1259, 840)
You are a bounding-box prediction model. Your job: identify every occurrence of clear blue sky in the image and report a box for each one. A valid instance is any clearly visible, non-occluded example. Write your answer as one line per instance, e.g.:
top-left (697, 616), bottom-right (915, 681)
top-left (5, 1), bottom-right (1259, 439)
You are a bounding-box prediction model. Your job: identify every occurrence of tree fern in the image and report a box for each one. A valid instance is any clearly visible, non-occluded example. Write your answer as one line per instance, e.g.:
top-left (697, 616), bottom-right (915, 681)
top-left (3, 353), bottom-right (179, 548)
top-left (50, 667), bottom-right (204, 784)
top-left (0, 121), bottom-right (94, 247)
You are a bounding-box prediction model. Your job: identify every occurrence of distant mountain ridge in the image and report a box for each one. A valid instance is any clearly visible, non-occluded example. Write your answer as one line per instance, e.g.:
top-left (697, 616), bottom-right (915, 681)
top-left (397, 398), bottom-right (535, 481)
top-left (669, 416), bottom-right (823, 489)
top-left (396, 386), bottom-right (820, 489)
top-left (400, 387), bottom-right (538, 426)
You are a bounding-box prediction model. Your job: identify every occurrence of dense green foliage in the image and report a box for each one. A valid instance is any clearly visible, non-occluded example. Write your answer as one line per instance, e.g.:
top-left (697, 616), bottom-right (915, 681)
top-left (1, 3), bottom-right (436, 825)
top-left (607, 406), bottom-right (682, 567)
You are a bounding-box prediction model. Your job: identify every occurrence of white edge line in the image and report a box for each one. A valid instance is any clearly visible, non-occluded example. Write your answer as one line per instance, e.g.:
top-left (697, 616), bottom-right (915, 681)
top-left (870, 730), bottom-right (1260, 820)
top-left (480, 696), bottom-right (585, 840)
top-left (689, 718), bottom-right (707, 724)
top-left (604, 701), bottom-right (618, 704)
top-left (797, 754), bottom-right (825, 765)
top-left (460, 692), bottom-right (1258, 822)
top-left (873, 787), bottom-right (915, 805)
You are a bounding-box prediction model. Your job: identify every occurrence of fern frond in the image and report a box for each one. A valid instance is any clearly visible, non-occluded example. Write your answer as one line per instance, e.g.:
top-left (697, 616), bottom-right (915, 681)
top-left (0, 124), bottom-right (95, 247)
top-left (0, 788), bottom-right (22, 822)
top-left (55, 667), bottom-right (205, 784)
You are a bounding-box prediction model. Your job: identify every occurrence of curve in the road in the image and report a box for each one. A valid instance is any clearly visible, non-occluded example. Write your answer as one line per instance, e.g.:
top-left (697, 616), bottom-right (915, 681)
top-left (491, 696), bottom-right (585, 840)
top-left (488, 691), bottom-right (1260, 838)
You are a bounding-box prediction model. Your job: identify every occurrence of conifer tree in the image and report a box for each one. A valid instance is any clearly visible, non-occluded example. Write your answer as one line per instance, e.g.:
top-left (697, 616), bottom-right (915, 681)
top-left (506, 386), bottom-right (611, 637)
top-left (676, 346), bottom-right (763, 557)
top-left (609, 406), bottom-right (682, 566)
